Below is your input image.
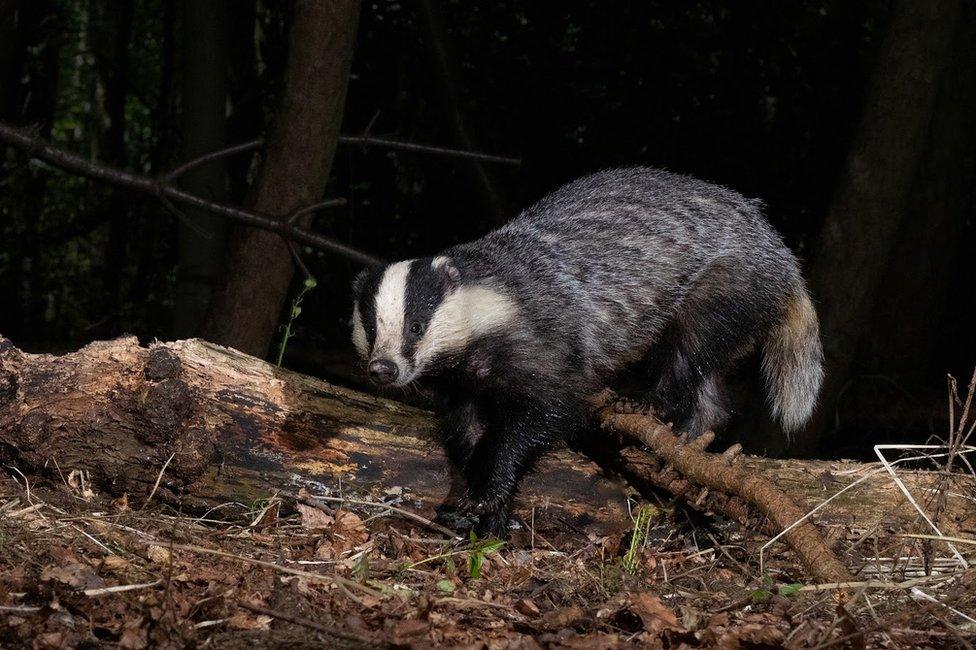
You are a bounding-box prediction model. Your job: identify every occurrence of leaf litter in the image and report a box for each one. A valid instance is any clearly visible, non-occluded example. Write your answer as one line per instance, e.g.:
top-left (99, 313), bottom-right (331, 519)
top-left (0, 466), bottom-right (974, 648)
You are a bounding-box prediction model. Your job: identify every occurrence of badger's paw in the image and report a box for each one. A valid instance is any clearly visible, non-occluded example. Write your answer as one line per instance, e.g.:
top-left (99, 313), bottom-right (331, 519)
top-left (613, 396), bottom-right (654, 416)
top-left (458, 492), bottom-right (504, 516)
top-left (473, 510), bottom-right (511, 541)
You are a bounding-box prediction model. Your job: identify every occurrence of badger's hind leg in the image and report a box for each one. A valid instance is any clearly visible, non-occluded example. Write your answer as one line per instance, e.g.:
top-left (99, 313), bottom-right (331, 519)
top-left (645, 264), bottom-right (771, 439)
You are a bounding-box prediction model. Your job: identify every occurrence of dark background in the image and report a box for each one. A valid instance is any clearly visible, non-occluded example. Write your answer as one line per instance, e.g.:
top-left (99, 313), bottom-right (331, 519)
top-left (1, 0), bottom-right (973, 458)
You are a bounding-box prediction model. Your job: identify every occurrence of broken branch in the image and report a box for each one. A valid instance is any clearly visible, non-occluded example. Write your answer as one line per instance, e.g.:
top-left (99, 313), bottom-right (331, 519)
top-left (591, 393), bottom-right (854, 584)
top-left (0, 122), bottom-right (382, 267)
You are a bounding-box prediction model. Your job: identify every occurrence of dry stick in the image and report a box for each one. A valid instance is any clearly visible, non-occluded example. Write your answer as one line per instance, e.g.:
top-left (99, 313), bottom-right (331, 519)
top-left (338, 133), bottom-right (521, 165)
top-left (239, 602), bottom-right (391, 648)
top-left (0, 122), bottom-right (382, 267)
top-left (300, 493), bottom-right (459, 539)
top-left (594, 401), bottom-right (854, 584)
top-left (167, 542), bottom-right (381, 598)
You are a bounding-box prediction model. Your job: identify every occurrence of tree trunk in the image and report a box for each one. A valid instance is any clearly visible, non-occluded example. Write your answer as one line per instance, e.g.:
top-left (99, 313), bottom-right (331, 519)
top-left (1, 336), bottom-right (969, 540)
top-left (801, 0), bottom-right (964, 452)
top-left (200, 0), bottom-right (360, 357)
top-left (858, 11), bottom-right (976, 383)
top-left (173, 0), bottom-right (231, 338)
top-left (92, 0), bottom-right (134, 321)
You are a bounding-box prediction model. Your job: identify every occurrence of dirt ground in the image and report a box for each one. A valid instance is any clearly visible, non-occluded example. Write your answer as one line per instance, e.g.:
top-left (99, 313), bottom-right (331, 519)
top-left (1, 464), bottom-right (974, 650)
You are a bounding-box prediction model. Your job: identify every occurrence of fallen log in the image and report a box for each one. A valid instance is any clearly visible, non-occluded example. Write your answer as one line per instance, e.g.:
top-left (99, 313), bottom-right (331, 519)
top-left (0, 336), bottom-right (631, 537)
top-left (0, 337), bottom-right (971, 573)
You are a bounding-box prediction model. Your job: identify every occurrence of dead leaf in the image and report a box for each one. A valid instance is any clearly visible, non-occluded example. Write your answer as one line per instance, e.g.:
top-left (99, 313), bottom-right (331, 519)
top-left (100, 555), bottom-right (130, 572)
top-left (228, 613), bottom-right (273, 630)
top-left (297, 502), bottom-right (333, 530)
top-left (314, 538), bottom-right (337, 560)
top-left (250, 499), bottom-right (280, 529)
top-left (41, 563), bottom-right (105, 590)
top-left (716, 622), bottom-right (786, 648)
top-left (333, 510), bottom-right (369, 549)
top-left (389, 618), bottom-right (428, 644)
top-left (516, 599), bottom-right (541, 617)
top-left (627, 592), bottom-right (682, 633)
top-left (543, 605), bottom-right (584, 629)
top-left (118, 616), bottom-right (148, 649)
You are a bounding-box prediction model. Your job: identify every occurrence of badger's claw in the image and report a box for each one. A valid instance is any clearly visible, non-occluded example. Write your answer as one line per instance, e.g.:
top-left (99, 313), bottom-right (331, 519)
top-left (613, 397), bottom-right (654, 416)
top-left (459, 493), bottom-right (503, 516)
top-left (474, 510), bottom-right (511, 540)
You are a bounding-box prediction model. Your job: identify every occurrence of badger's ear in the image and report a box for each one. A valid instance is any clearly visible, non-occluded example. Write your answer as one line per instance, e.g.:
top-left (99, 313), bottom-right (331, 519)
top-left (432, 256), bottom-right (461, 284)
top-left (352, 268), bottom-right (371, 296)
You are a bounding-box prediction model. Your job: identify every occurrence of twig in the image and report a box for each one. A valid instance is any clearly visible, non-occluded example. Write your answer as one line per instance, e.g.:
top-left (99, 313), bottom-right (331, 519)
top-left (300, 493), bottom-right (459, 539)
top-left (0, 605), bottom-right (41, 613)
top-left (0, 122), bottom-right (382, 267)
top-left (141, 451), bottom-right (176, 510)
top-left (84, 579), bottom-right (163, 597)
top-left (166, 542), bottom-right (381, 597)
top-left (163, 139), bottom-right (264, 183)
top-left (239, 602), bottom-right (391, 648)
top-left (338, 133), bottom-right (521, 166)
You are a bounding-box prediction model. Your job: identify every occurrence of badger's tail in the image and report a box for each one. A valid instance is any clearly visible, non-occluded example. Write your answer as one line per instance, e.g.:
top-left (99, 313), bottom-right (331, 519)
top-left (761, 282), bottom-right (824, 433)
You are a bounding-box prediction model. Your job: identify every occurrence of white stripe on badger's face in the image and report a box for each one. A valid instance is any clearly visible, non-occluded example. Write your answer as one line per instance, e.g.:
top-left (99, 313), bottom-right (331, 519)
top-left (351, 303), bottom-right (369, 359)
top-left (405, 284), bottom-right (519, 383)
top-left (371, 260), bottom-right (412, 369)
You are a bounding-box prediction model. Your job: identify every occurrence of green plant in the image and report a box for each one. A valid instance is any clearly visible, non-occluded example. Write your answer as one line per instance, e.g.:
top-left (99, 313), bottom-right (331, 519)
top-left (352, 552), bottom-right (370, 582)
top-left (621, 503), bottom-right (661, 574)
top-left (276, 276), bottom-right (317, 367)
top-left (466, 531), bottom-right (505, 579)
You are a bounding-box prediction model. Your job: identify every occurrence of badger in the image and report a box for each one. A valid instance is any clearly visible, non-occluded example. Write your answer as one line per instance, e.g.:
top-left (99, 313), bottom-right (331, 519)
top-left (351, 167), bottom-right (823, 537)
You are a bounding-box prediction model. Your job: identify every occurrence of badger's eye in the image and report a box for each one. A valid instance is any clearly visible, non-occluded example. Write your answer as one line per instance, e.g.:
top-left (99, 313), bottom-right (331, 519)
top-left (409, 321), bottom-right (423, 335)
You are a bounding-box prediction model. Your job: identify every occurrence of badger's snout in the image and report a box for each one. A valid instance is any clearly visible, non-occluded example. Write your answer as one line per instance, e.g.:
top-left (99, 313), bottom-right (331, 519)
top-left (368, 358), bottom-right (399, 385)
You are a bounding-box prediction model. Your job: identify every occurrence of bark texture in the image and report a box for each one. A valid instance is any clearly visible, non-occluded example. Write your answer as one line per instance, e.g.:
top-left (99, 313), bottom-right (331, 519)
top-left (201, 0), bottom-right (361, 357)
top-left (0, 336), bottom-right (631, 537)
top-left (805, 0), bottom-right (965, 449)
top-left (1, 337), bottom-right (970, 553)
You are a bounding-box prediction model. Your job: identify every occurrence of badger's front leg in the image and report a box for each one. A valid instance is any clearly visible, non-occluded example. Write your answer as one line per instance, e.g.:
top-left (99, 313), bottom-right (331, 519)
top-left (460, 398), bottom-right (577, 538)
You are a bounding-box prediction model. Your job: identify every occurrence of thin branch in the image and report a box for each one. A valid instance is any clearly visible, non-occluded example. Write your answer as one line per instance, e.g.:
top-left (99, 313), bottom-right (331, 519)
top-left (157, 131), bottom-right (522, 172)
top-left (0, 122), bottom-right (383, 267)
top-left (286, 198), bottom-right (347, 226)
top-left (163, 139), bottom-right (264, 182)
top-left (338, 133), bottom-right (521, 166)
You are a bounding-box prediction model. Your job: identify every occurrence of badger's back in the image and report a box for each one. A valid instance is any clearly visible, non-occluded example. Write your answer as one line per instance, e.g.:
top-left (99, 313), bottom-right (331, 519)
top-left (449, 168), bottom-right (801, 381)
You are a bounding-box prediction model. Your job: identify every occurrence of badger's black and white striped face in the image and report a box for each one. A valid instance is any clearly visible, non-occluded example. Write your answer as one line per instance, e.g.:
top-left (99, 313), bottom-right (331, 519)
top-left (352, 256), bottom-right (517, 387)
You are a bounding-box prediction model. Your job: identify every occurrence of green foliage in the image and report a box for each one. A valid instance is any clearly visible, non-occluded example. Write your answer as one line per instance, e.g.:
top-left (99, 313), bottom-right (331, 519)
top-left (750, 576), bottom-right (775, 604)
top-left (621, 503), bottom-right (662, 575)
top-left (276, 277), bottom-right (317, 367)
top-left (466, 530), bottom-right (505, 579)
top-left (435, 579), bottom-right (455, 594)
top-left (352, 552), bottom-right (370, 582)
top-left (750, 577), bottom-right (803, 603)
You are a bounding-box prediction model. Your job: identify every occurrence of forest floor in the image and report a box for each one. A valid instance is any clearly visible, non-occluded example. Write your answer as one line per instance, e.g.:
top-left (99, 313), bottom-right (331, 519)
top-left (1, 466), bottom-right (974, 649)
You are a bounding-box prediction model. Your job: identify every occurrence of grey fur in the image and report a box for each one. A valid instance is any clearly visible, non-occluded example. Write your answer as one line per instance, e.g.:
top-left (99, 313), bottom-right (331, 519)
top-left (353, 167), bottom-right (823, 533)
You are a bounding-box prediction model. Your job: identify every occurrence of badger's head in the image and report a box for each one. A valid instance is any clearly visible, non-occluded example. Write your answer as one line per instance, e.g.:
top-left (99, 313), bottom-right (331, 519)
top-left (351, 256), bottom-right (517, 387)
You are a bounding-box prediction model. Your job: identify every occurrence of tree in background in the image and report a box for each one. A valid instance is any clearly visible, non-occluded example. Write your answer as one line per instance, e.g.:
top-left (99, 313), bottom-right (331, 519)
top-left (201, 0), bottom-right (361, 357)
top-left (801, 0), bottom-right (965, 452)
top-left (173, 0), bottom-right (230, 337)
